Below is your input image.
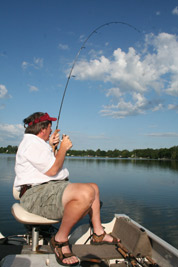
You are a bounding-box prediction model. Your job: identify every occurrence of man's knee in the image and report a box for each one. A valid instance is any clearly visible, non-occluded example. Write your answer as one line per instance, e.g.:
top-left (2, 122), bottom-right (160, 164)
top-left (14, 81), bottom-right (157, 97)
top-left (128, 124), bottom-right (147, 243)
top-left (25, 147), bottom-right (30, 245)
top-left (79, 184), bottom-right (95, 206)
top-left (62, 183), bottom-right (96, 208)
top-left (89, 183), bottom-right (100, 195)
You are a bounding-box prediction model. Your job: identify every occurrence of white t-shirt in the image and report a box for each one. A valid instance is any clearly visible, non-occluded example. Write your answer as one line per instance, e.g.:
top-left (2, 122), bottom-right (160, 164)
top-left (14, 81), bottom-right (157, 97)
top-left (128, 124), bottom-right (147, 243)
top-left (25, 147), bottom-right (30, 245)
top-left (14, 134), bottom-right (69, 188)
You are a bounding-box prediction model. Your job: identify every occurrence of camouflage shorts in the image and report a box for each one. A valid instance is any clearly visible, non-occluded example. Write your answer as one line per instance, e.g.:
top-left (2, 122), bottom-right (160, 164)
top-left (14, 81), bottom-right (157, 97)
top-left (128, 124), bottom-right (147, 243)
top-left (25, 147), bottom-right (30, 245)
top-left (20, 179), bottom-right (69, 220)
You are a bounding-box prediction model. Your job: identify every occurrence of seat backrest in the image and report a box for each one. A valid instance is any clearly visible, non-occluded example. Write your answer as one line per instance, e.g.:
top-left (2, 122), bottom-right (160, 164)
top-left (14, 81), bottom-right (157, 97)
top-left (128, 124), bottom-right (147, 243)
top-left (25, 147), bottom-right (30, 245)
top-left (13, 186), bottom-right (20, 200)
top-left (112, 217), bottom-right (152, 257)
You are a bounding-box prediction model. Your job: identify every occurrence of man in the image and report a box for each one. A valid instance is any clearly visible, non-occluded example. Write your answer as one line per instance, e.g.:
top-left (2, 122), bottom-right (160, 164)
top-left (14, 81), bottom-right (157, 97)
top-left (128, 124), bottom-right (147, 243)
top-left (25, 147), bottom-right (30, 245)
top-left (14, 112), bottom-right (118, 266)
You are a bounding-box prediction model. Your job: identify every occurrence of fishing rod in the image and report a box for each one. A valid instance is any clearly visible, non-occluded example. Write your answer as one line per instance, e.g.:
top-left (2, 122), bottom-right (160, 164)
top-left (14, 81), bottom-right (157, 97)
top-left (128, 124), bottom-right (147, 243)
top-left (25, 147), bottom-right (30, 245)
top-left (116, 242), bottom-right (159, 267)
top-left (55, 21), bottom-right (141, 130)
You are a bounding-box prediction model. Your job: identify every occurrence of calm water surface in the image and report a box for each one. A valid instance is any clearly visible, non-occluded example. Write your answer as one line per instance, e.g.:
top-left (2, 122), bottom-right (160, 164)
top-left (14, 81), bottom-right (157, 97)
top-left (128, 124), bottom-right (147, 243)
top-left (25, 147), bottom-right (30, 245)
top-left (0, 154), bottom-right (178, 249)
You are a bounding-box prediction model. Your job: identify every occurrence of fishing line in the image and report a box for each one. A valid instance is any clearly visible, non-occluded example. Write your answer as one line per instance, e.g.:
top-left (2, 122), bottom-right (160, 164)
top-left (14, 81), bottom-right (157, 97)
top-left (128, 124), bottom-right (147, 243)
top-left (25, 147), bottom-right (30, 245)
top-left (56, 21), bottom-right (141, 130)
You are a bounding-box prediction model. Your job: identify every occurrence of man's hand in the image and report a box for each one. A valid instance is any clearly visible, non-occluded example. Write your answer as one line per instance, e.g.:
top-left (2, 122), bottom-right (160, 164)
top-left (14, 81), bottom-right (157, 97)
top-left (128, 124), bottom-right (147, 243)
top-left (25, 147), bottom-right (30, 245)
top-left (61, 134), bottom-right (73, 151)
top-left (49, 129), bottom-right (60, 147)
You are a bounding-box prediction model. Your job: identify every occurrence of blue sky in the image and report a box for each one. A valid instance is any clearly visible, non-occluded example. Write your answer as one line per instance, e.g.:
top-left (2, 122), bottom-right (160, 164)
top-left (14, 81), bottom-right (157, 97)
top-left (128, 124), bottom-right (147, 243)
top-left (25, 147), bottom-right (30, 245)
top-left (0, 0), bottom-right (178, 151)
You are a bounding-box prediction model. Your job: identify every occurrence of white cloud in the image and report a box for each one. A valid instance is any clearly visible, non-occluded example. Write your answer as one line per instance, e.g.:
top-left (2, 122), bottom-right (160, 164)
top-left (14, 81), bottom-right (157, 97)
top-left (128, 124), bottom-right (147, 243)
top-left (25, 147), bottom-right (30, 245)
top-left (172, 6), bottom-right (178, 15)
top-left (106, 87), bottom-right (123, 98)
top-left (72, 32), bottom-right (178, 118)
top-left (152, 103), bottom-right (163, 112)
top-left (79, 34), bottom-right (85, 43)
top-left (0, 123), bottom-right (23, 135)
top-left (58, 43), bottom-right (69, 50)
top-left (33, 57), bottom-right (43, 68)
top-left (88, 49), bottom-right (103, 58)
top-left (21, 61), bottom-right (29, 70)
top-left (28, 84), bottom-right (39, 92)
top-left (146, 132), bottom-right (178, 137)
top-left (0, 84), bottom-right (8, 98)
top-left (0, 124), bottom-right (24, 145)
top-left (166, 80), bottom-right (178, 96)
top-left (0, 84), bottom-right (11, 99)
top-left (100, 93), bottom-right (148, 118)
top-left (73, 56), bottom-right (110, 80)
top-left (168, 104), bottom-right (178, 110)
top-left (21, 57), bottom-right (44, 70)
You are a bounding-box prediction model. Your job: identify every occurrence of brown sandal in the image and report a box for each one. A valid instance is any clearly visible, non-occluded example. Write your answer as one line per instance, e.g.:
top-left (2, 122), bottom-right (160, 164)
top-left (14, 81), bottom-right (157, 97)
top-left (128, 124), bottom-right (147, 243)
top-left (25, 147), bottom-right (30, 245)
top-left (50, 236), bottom-right (79, 266)
top-left (91, 231), bottom-right (118, 245)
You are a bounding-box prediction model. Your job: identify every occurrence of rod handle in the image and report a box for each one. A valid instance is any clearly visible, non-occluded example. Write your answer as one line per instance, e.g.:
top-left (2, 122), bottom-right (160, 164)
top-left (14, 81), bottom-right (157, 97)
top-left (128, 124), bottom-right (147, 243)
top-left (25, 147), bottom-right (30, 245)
top-left (146, 256), bottom-right (159, 266)
top-left (52, 129), bottom-right (59, 154)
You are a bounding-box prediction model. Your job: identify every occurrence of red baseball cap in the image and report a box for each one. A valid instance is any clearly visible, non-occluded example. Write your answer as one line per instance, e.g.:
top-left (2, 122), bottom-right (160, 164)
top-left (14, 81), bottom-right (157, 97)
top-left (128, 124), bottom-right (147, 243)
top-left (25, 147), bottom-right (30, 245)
top-left (28, 113), bottom-right (57, 126)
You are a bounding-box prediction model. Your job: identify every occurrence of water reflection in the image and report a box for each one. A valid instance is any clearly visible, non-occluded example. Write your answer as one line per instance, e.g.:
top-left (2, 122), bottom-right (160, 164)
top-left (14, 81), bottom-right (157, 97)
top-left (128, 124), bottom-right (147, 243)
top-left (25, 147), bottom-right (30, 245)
top-left (1, 155), bottom-right (178, 249)
top-left (65, 156), bottom-right (178, 172)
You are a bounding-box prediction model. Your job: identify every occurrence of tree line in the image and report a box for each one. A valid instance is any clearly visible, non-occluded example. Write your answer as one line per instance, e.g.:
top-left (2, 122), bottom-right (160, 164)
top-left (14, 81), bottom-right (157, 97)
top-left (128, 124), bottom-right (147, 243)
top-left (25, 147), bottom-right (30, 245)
top-left (0, 145), bottom-right (18, 154)
top-left (67, 146), bottom-right (178, 160)
top-left (1, 145), bottom-right (178, 160)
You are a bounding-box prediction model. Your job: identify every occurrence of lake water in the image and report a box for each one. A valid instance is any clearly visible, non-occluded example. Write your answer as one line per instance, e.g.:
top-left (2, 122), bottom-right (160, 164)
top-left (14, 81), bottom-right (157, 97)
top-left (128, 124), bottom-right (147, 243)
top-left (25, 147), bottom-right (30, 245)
top-left (0, 154), bottom-right (178, 249)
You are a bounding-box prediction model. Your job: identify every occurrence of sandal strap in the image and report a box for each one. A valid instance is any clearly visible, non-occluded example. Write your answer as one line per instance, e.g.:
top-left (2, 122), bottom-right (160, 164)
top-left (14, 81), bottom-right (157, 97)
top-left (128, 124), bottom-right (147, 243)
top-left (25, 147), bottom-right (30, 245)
top-left (51, 236), bottom-right (69, 248)
top-left (93, 231), bottom-right (106, 242)
top-left (109, 233), bottom-right (118, 243)
top-left (92, 231), bottom-right (118, 244)
top-left (55, 240), bottom-right (69, 248)
top-left (50, 236), bottom-right (77, 263)
top-left (63, 252), bottom-right (75, 259)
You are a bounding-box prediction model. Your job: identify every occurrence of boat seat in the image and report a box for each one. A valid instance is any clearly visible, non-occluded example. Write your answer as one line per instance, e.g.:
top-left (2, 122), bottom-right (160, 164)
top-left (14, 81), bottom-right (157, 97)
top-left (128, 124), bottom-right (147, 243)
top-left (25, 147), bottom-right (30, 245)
top-left (11, 186), bottom-right (60, 252)
top-left (112, 217), bottom-right (152, 257)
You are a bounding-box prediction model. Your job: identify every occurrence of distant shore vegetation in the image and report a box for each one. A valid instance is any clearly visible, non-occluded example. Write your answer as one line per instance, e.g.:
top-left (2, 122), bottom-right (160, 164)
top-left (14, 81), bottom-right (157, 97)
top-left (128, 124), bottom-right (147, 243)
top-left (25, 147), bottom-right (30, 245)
top-left (67, 147), bottom-right (178, 160)
top-left (1, 145), bottom-right (178, 160)
top-left (0, 145), bottom-right (18, 154)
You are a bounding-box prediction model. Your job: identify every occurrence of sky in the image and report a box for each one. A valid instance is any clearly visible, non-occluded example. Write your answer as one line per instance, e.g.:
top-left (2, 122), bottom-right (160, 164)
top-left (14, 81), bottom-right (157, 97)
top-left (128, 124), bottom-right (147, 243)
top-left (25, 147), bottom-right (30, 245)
top-left (0, 0), bottom-right (178, 151)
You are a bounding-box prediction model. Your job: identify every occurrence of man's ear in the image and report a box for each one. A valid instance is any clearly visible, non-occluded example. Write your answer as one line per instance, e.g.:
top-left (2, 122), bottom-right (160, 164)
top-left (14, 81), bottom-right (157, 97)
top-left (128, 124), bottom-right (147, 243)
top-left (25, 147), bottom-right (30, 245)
top-left (37, 128), bottom-right (45, 138)
top-left (41, 128), bottom-right (46, 135)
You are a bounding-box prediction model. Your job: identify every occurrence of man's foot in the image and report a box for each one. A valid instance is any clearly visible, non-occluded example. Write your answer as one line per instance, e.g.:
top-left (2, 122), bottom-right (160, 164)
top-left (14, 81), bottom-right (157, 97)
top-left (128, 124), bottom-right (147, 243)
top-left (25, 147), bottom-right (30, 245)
top-left (91, 231), bottom-right (119, 245)
top-left (50, 236), bottom-right (79, 266)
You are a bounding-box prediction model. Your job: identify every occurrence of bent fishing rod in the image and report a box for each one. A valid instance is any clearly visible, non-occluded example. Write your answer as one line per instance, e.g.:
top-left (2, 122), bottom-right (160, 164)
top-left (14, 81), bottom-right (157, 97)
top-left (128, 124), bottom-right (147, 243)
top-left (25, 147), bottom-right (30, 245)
top-left (55, 21), bottom-right (141, 130)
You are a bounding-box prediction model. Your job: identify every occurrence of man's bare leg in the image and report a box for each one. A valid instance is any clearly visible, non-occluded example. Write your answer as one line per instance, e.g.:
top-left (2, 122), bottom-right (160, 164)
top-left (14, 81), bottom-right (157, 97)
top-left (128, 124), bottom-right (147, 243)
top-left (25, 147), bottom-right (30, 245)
top-left (54, 182), bottom-right (117, 264)
top-left (54, 183), bottom-right (95, 265)
top-left (88, 183), bottom-right (118, 242)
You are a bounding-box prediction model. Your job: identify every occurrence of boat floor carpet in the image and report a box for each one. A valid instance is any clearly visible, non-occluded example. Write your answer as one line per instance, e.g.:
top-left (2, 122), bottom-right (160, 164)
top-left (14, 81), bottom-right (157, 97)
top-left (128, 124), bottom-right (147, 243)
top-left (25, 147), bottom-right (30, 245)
top-left (72, 244), bottom-right (122, 260)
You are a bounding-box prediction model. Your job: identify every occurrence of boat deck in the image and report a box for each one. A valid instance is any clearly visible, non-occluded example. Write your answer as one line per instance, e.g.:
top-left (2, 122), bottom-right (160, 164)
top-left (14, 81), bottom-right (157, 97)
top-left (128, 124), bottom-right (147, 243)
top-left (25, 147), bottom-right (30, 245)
top-left (1, 215), bottom-right (178, 266)
top-left (1, 244), bottom-right (123, 267)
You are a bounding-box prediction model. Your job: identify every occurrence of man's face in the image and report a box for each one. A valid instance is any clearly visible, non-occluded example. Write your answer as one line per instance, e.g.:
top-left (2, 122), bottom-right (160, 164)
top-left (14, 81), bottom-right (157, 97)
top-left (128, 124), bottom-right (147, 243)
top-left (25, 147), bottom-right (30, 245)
top-left (43, 123), bottom-right (52, 141)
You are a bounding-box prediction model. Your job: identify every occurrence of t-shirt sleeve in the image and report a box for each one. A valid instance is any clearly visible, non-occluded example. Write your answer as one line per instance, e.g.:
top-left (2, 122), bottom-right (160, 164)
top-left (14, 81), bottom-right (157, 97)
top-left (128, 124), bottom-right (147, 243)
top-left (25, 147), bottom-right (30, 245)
top-left (24, 142), bottom-right (55, 174)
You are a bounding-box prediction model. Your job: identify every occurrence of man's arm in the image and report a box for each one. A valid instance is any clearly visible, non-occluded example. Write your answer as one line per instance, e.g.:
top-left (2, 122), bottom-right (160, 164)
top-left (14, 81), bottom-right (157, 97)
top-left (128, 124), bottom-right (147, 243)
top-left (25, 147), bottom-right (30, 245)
top-left (45, 135), bottom-right (72, 176)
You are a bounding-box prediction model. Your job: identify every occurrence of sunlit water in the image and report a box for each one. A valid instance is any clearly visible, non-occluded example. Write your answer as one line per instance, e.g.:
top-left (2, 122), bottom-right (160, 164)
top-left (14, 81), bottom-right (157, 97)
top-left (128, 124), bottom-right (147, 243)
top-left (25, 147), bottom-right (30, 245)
top-left (0, 154), bottom-right (178, 249)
